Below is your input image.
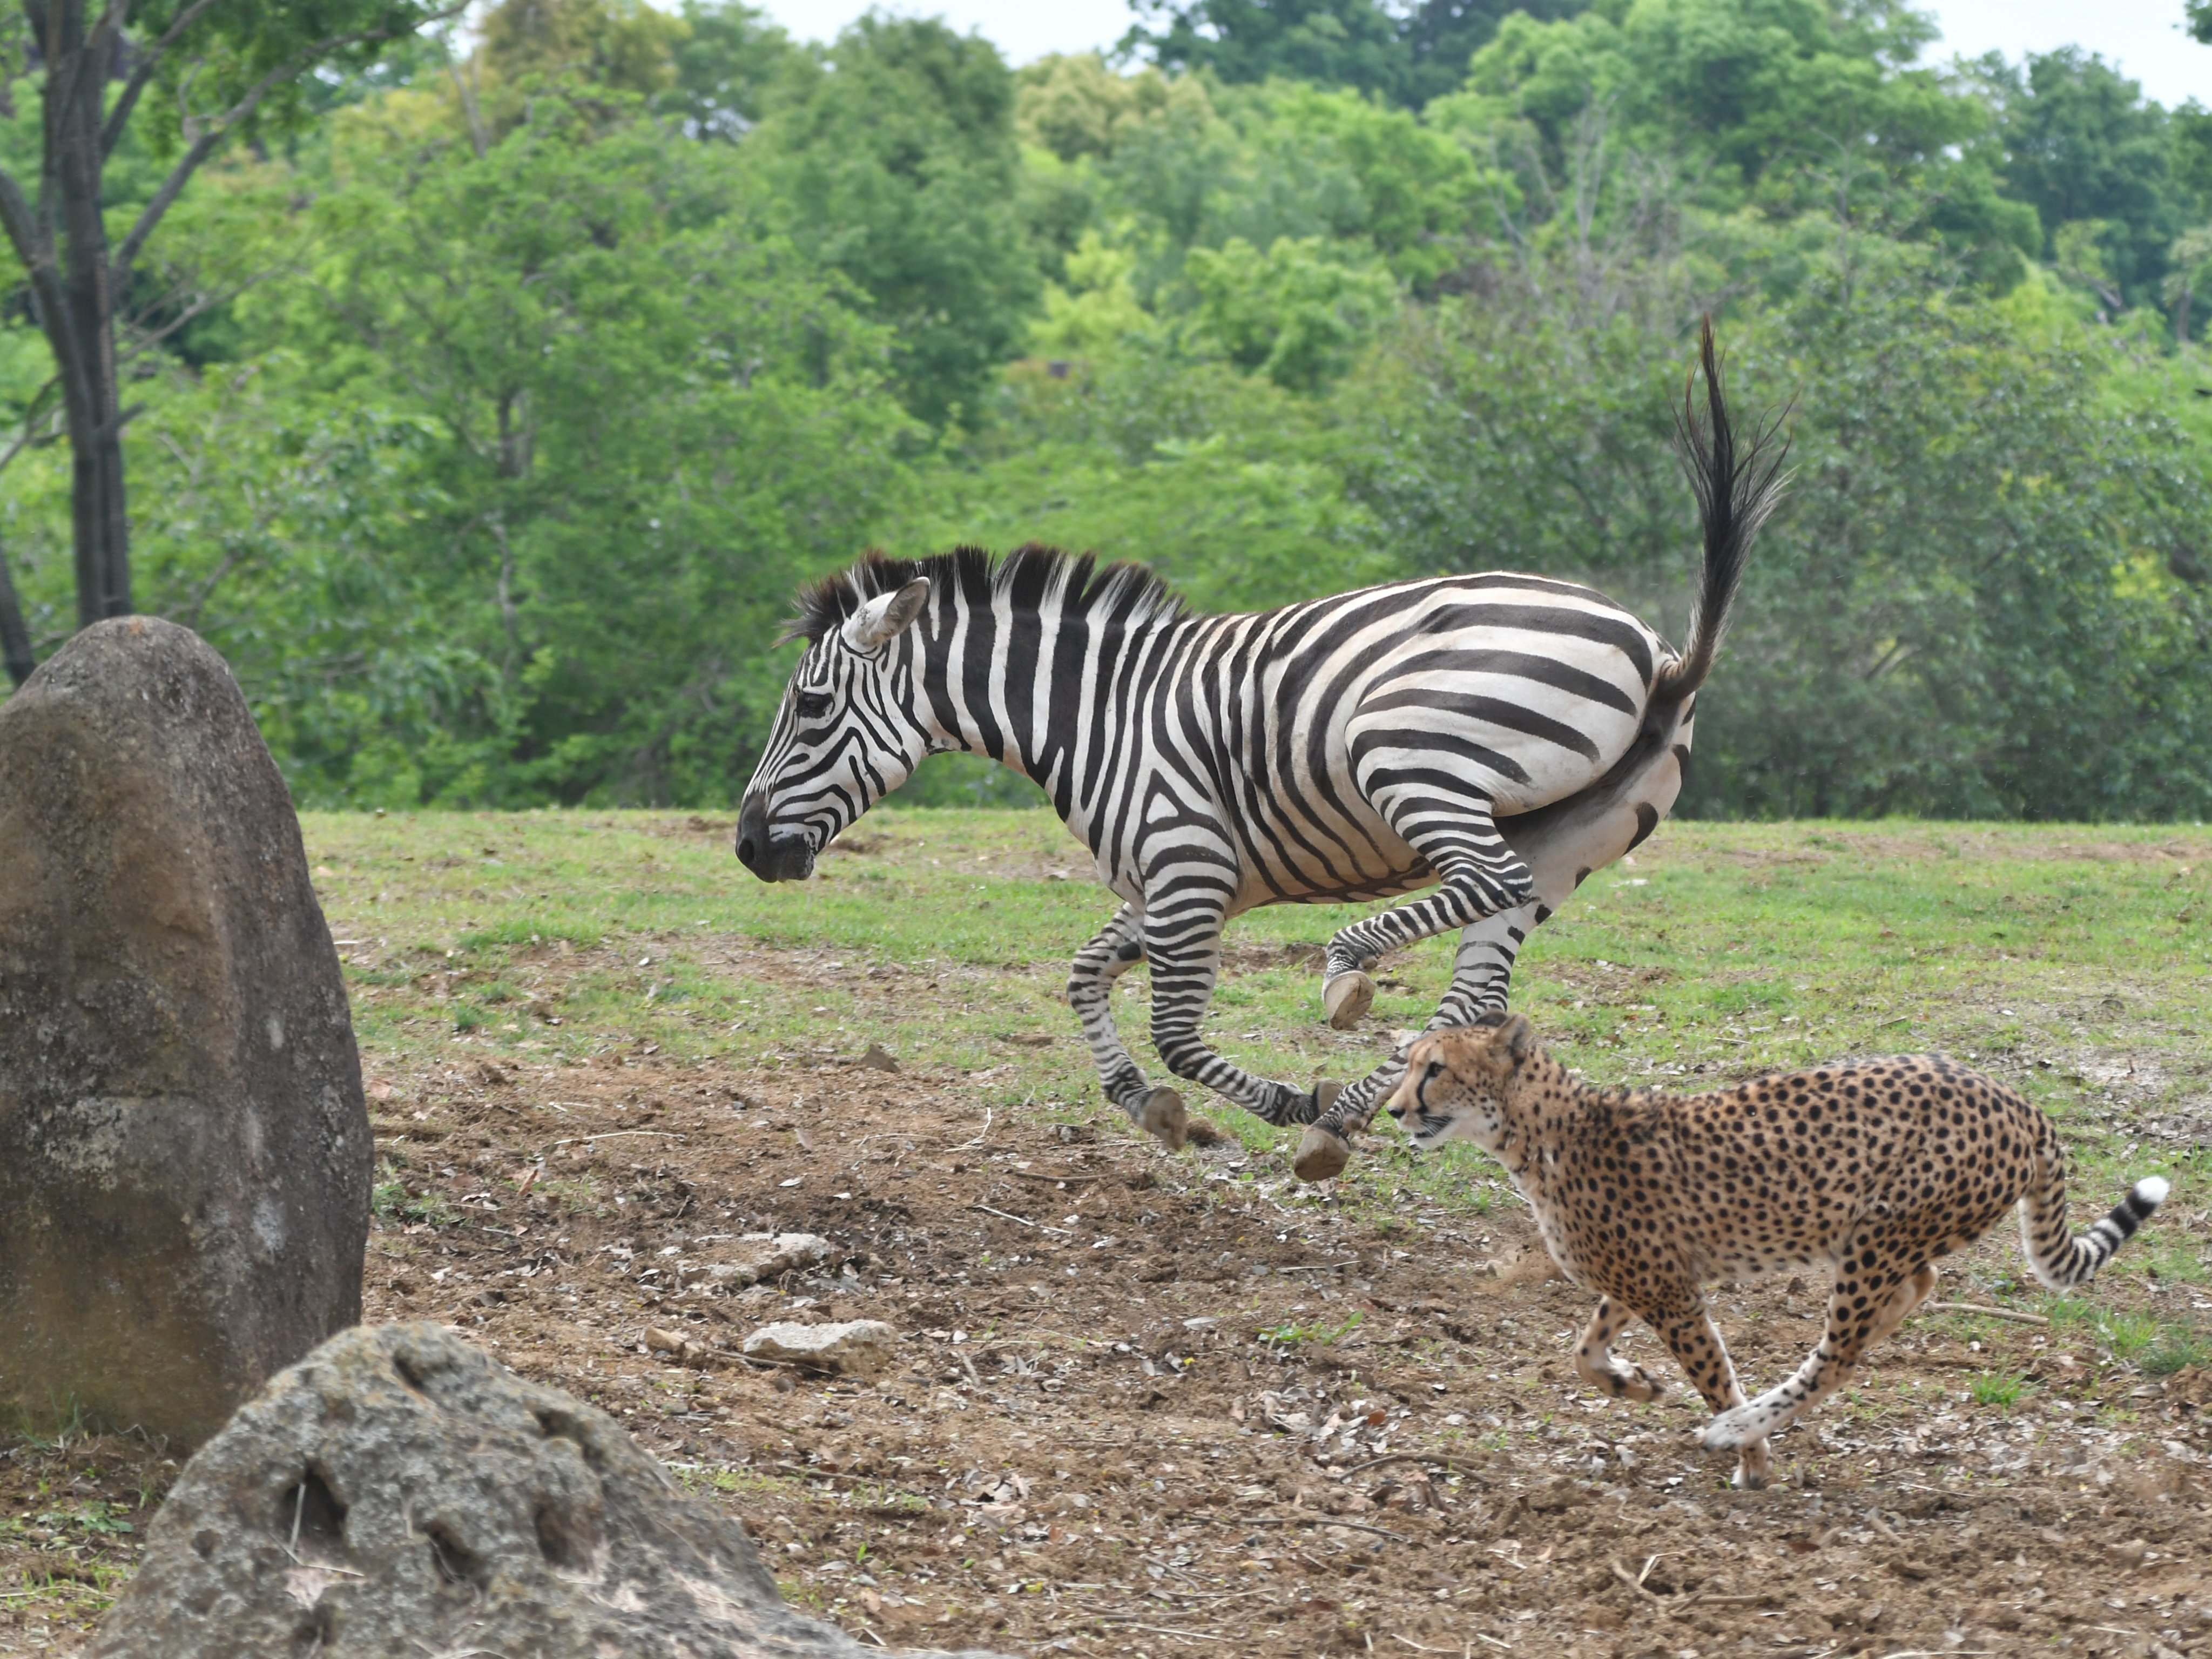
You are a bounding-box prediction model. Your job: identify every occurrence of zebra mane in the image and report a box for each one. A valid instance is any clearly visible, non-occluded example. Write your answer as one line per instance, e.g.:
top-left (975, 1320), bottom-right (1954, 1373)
top-left (786, 544), bottom-right (1188, 645)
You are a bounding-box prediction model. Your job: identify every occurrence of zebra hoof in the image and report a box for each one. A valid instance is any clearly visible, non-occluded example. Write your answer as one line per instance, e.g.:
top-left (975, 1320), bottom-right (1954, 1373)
top-left (1323, 972), bottom-right (1375, 1030)
top-left (1138, 1087), bottom-right (1188, 1151)
top-left (1293, 1124), bottom-right (1352, 1183)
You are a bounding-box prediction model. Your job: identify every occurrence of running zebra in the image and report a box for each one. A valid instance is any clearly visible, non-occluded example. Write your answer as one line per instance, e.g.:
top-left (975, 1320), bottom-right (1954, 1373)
top-left (737, 322), bottom-right (1789, 1178)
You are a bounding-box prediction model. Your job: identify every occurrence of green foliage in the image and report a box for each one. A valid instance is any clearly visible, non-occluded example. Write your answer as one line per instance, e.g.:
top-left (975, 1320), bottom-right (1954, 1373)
top-left (1260, 1310), bottom-right (1364, 1345)
top-left (1992, 49), bottom-right (2192, 308)
top-left (2, 0), bottom-right (2210, 819)
top-left (1125, 0), bottom-right (1415, 105)
top-left (1122, 0), bottom-right (1588, 109)
top-left (750, 16), bottom-right (1040, 424)
top-left (1968, 1370), bottom-right (2026, 1407)
top-left (1188, 234), bottom-right (1397, 387)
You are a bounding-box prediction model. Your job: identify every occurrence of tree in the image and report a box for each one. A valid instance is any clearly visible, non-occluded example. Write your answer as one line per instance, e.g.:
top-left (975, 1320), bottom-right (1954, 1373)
top-left (1122, 0), bottom-right (1413, 105)
top-left (750, 16), bottom-right (1037, 425)
top-left (1398, 0), bottom-right (1584, 108)
top-left (1993, 49), bottom-right (2188, 308)
top-left (0, 0), bottom-right (450, 646)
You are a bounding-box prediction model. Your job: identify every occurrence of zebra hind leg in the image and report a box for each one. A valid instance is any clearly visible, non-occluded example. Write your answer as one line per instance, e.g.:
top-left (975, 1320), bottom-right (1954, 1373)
top-left (1317, 807), bottom-right (1529, 1031)
top-left (1292, 903), bottom-right (1536, 1179)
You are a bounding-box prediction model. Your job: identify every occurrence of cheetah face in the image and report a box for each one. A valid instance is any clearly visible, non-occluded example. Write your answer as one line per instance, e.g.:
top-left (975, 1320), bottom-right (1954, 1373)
top-left (1389, 1035), bottom-right (1502, 1151)
top-left (1387, 1013), bottom-right (1539, 1154)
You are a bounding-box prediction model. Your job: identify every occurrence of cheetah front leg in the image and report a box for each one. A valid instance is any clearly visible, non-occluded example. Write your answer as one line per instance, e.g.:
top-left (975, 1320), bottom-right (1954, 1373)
top-left (1574, 1297), bottom-right (1666, 1401)
top-left (1648, 1304), bottom-right (1771, 1489)
top-left (1703, 1246), bottom-right (1928, 1456)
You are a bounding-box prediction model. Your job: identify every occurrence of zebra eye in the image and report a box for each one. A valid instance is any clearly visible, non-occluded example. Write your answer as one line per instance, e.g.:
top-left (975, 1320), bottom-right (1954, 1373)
top-left (794, 691), bottom-right (833, 722)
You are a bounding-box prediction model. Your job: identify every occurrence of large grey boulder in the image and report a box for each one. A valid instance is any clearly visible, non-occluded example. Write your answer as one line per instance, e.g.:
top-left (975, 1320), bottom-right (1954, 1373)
top-left (0, 616), bottom-right (369, 1448)
top-left (90, 1323), bottom-right (1009, 1659)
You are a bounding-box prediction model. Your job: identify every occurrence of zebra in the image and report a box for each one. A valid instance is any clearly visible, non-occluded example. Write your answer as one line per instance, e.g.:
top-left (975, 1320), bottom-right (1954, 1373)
top-left (736, 321), bottom-right (1788, 1181)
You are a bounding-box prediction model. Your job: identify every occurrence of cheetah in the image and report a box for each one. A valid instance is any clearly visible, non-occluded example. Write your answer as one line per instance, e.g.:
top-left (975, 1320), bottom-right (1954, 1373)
top-left (1388, 1012), bottom-right (2170, 1488)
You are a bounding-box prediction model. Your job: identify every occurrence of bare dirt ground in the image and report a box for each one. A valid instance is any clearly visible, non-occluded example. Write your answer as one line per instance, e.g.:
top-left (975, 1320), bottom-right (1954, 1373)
top-left (5, 807), bottom-right (2210, 1656)
top-left (6, 1037), bottom-right (2211, 1656)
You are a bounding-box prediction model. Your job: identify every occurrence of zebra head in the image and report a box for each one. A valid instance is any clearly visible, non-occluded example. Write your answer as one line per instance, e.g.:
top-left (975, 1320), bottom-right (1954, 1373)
top-left (737, 576), bottom-right (933, 882)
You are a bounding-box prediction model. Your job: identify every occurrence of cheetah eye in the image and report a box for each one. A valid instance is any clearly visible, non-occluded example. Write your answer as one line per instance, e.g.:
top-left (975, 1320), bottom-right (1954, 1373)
top-left (1422, 1060), bottom-right (1444, 1084)
top-left (794, 691), bottom-right (833, 722)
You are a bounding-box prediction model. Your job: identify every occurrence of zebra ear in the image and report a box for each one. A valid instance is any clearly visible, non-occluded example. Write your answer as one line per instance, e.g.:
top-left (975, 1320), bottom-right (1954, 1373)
top-left (842, 578), bottom-right (931, 653)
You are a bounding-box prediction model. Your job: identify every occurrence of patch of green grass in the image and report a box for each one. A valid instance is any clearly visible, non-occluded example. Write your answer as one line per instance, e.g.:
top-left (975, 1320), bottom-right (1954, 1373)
top-left (302, 811), bottom-right (2212, 1223)
top-left (1260, 1311), bottom-right (1364, 1347)
top-left (1968, 1371), bottom-right (2027, 1407)
top-left (370, 1168), bottom-right (458, 1229)
top-left (2095, 1311), bottom-right (2161, 1361)
top-left (2146, 1242), bottom-right (2206, 1285)
top-left (2142, 1324), bottom-right (2212, 1375)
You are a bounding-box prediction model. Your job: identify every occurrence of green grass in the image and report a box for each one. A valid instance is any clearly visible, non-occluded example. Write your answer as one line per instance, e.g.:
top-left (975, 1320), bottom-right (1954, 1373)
top-left (304, 812), bottom-right (2212, 1206)
top-left (1968, 1371), bottom-right (2027, 1407)
top-left (1259, 1311), bottom-right (1365, 1347)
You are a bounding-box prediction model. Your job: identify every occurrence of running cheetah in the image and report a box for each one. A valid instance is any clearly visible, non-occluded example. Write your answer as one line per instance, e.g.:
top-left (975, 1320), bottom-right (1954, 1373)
top-left (1389, 1013), bottom-right (2170, 1488)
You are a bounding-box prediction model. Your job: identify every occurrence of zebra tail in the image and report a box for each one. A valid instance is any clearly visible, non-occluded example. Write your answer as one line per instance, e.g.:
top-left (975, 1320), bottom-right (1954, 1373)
top-left (2017, 1120), bottom-right (2168, 1291)
top-left (1654, 315), bottom-right (1793, 704)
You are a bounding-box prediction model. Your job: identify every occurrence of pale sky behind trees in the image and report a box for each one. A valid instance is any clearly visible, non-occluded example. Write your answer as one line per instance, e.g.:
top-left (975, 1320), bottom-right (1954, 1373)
top-left (747, 0), bottom-right (2212, 110)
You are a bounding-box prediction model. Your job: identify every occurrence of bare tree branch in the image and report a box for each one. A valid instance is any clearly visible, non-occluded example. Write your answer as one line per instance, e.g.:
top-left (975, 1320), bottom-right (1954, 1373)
top-left (102, 0), bottom-right (216, 155)
top-left (114, 2), bottom-right (467, 277)
top-left (0, 163), bottom-right (102, 442)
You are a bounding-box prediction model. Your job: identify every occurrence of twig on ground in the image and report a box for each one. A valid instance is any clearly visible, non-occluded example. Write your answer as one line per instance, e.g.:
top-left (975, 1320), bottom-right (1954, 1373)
top-left (969, 1203), bottom-right (1072, 1235)
top-left (1921, 1301), bottom-right (2049, 1327)
top-left (1338, 1450), bottom-right (1490, 1480)
top-left (543, 1130), bottom-right (684, 1151)
top-left (1008, 1169), bottom-right (1104, 1184)
top-left (1214, 1514), bottom-right (1413, 1543)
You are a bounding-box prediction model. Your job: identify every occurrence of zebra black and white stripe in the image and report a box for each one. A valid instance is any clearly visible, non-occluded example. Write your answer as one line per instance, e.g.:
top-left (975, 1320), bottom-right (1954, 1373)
top-left (737, 322), bottom-right (1789, 1175)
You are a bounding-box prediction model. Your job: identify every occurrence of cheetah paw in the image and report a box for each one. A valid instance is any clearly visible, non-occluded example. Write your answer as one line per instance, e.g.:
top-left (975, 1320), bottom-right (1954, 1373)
top-left (1617, 1368), bottom-right (1664, 1405)
top-left (1701, 1407), bottom-right (1757, 1449)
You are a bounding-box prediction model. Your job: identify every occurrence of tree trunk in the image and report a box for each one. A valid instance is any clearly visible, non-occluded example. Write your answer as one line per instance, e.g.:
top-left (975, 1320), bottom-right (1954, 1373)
top-left (0, 542), bottom-right (34, 686)
top-left (44, 0), bottom-right (131, 625)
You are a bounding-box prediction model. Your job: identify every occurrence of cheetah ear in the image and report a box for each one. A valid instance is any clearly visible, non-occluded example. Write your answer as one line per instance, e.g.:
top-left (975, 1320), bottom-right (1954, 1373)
top-left (1494, 1011), bottom-right (1537, 1067)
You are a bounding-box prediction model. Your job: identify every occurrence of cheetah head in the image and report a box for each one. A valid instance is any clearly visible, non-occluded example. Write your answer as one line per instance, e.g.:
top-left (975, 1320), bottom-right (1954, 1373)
top-left (1386, 1011), bottom-right (1540, 1153)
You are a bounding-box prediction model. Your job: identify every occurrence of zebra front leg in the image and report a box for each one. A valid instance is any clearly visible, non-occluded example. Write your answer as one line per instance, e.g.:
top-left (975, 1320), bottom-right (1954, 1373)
top-left (1293, 902), bottom-right (1537, 1179)
top-left (1067, 903), bottom-right (1162, 1130)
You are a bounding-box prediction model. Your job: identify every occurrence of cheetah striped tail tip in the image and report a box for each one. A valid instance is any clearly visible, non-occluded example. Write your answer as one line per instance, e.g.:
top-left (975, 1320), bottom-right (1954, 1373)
top-left (2134, 1175), bottom-right (2171, 1209)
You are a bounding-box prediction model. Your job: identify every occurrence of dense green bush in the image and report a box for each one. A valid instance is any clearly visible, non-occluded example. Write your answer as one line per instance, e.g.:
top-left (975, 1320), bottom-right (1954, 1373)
top-left (1, 0), bottom-right (2208, 819)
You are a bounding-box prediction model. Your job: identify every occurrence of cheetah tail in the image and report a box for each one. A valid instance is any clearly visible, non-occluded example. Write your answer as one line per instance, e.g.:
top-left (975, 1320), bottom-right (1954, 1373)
top-left (2018, 1129), bottom-right (2169, 1291)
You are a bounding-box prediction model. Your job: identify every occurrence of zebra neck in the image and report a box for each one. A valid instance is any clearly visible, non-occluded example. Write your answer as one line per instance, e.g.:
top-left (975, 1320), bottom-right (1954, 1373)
top-left (908, 602), bottom-right (1180, 830)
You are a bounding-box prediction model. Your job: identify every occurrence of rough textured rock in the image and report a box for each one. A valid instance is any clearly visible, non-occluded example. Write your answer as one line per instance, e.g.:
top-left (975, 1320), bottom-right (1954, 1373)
top-left (708, 1232), bottom-right (832, 1285)
top-left (743, 1320), bottom-right (900, 1374)
top-left (89, 1323), bottom-right (1006, 1659)
top-left (0, 617), bottom-right (369, 1448)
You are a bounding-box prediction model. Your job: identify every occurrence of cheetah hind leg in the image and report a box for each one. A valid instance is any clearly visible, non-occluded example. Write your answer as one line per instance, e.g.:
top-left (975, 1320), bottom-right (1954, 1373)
top-left (1868, 1263), bottom-right (1938, 1348)
top-left (1703, 1251), bottom-right (1927, 1456)
top-left (1649, 1306), bottom-right (1771, 1490)
top-left (1574, 1297), bottom-right (1665, 1402)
